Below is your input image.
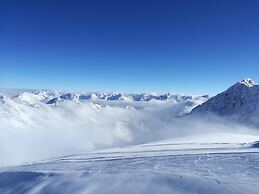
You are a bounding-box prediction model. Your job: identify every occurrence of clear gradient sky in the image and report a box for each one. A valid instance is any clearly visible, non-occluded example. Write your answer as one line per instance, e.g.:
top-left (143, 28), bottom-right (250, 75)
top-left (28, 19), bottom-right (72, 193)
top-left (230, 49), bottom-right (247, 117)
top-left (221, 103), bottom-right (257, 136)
top-left (0, 0), bottom-right (259, 95)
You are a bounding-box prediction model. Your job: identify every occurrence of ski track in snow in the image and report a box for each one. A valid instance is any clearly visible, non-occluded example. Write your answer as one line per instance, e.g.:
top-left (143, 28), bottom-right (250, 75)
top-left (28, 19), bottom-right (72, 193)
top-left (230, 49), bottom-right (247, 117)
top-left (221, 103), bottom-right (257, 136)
top-left (1, 138), bottom-right (259, 194)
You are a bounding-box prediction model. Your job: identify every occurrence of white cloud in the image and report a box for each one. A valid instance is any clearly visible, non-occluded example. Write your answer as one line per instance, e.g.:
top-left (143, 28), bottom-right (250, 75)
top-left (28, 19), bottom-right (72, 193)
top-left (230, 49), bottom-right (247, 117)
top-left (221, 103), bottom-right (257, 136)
top-left (0, 96), bottom-right (258, 166)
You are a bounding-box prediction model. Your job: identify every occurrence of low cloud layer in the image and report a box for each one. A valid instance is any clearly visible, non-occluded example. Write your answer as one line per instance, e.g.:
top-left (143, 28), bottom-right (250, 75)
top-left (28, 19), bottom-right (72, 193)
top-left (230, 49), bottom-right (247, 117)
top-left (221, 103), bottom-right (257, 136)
top-left (0, 97), bottom-right (258, 166)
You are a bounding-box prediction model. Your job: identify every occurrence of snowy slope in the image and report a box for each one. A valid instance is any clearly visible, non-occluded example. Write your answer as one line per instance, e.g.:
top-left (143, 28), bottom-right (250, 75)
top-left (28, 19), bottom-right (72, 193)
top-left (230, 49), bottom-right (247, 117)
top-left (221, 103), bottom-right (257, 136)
top-left (191, 78), bottom-right (259, 125)
top-left (0, 133), bottom-right (259, 194)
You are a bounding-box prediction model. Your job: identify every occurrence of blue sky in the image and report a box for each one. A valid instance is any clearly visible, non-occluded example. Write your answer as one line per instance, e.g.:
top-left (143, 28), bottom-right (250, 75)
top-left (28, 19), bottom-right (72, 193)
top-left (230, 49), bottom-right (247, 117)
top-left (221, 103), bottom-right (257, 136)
top-left (0, 0), bottom-right (259, 95)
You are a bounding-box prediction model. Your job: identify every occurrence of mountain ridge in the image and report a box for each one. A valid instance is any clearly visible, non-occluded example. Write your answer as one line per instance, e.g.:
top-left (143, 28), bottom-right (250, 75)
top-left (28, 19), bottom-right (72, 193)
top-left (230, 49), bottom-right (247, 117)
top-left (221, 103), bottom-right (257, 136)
top-left (0, 88), bottom-right (209, 104)
top-left (190, 78), bottom-right (259, 126)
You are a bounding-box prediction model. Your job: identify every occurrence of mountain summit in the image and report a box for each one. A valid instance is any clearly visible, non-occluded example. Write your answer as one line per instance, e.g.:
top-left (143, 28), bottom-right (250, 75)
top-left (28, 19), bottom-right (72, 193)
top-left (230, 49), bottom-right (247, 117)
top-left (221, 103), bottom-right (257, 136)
top-left (190, 78), bottom-right (259, 126)
top-left (239, 78), bottom-right (256, 87)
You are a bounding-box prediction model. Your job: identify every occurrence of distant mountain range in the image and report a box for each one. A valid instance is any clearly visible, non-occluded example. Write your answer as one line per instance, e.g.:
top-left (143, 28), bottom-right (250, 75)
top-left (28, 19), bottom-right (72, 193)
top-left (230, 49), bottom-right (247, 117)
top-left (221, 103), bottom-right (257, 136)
top-left (45, 92), bottom-right (209, 105)
top-left (0, 89), bottom-right (209, 117)
top-left (0, 88), bottom-right (209, 105)
top-left (2, 78), bottom-right (259, 127)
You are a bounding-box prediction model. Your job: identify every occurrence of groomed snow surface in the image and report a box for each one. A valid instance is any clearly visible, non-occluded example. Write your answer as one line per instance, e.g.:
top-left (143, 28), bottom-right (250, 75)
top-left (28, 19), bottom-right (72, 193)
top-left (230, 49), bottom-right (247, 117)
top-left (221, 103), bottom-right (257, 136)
top-left (1, 133), bottom-right (259, 194)
top-left (0, 89), bottom-right (259, 194)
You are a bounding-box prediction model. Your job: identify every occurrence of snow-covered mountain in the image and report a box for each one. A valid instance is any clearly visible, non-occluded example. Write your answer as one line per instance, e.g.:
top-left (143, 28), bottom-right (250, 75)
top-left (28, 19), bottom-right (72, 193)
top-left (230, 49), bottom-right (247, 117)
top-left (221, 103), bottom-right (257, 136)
top-left (45, 92), bottom-right (209, 105)
top-left (0, 89), bottom-right (209, 113)
top-left (190, 78), bottom-right (259, 126)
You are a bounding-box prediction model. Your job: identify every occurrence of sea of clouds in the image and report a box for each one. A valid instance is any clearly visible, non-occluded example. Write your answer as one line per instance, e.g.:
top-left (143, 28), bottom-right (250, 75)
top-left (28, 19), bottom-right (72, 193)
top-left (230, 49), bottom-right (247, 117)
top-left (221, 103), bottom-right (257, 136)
top-left (0, 94), bottom-right (258, 166)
